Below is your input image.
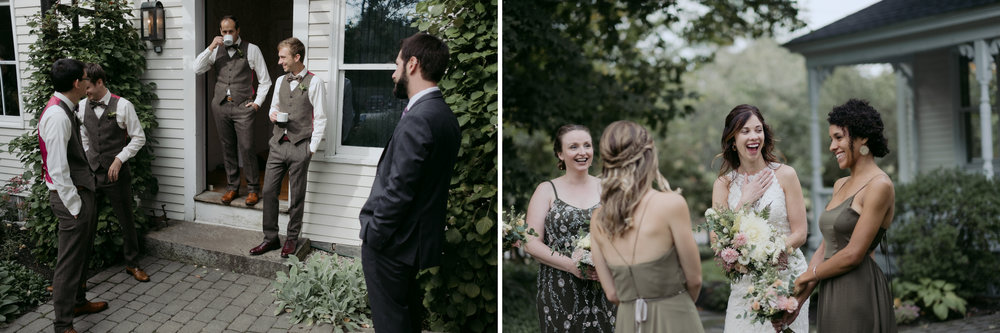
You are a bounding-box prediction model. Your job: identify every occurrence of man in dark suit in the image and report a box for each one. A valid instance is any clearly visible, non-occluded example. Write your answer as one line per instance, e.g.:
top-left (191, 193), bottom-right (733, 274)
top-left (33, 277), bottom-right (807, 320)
top-left (359, 32), bottom-right (460, 332)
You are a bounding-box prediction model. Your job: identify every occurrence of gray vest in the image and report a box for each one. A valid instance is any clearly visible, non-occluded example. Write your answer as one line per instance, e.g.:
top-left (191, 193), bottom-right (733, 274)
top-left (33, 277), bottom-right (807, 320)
top-left (271, 73), bottom-right (315, 146)
top-left (41, 96), bottom-right (95, 191)
top-left (211, 42), bottom-right (254, 106)
top-left (83, 95), bottom-right (127, 171)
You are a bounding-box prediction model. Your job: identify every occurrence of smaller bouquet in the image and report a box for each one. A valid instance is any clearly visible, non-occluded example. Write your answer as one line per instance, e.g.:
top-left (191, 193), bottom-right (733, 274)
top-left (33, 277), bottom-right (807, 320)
top-left (738, 268), bottom-right (799, 332)
top-left (574, 231), bottom-right (594, 277)
top-left (502, 207), bottom-right (537, 250)
top-left (699, 205), bottom-right (791, 281)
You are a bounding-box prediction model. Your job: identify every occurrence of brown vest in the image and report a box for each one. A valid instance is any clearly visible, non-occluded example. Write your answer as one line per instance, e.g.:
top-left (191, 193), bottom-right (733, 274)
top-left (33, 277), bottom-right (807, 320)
top-left (211, 42), bottom-right (254, 106)
top-left (271, 72), bottom-right (315, 146)
top-left (83, 95), bottom-right (128, 171)
top-left (40, 96), bottom-right (95, 191)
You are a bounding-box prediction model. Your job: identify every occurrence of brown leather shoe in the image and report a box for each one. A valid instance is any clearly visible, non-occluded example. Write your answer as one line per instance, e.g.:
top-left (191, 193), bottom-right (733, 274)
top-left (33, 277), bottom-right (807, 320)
top-left (249, 239), bottom-right (281, 255)
top-left (220, 190), bottom-right (238, 205)
top-left (63, 328), bottom-right (77, 333)
top-left (73, 301), bottom-right (108, 315)
top-left (281, 239), bottom-right (296, 258)
top-left (245, 192), bottom-right (260, 206)
top-left (46, 283), bottom-right (87, 293)
top-left (125, 266), bottom-right (150, 282)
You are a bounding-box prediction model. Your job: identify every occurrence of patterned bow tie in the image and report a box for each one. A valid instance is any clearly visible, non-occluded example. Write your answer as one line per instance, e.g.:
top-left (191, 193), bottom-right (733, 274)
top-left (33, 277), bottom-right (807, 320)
top-left (287, 74), bottom-right (303, 82)
top-left (89, 100), bottom-right (106, 109)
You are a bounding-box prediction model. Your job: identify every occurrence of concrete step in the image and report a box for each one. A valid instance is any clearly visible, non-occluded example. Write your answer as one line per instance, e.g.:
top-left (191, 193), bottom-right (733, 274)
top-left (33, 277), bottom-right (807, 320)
top-left (143, 220), bottom-right (311, 279)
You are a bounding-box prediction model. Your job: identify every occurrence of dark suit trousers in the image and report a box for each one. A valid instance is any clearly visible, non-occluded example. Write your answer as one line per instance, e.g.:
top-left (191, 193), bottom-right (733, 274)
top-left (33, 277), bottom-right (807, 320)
top-left (261, 139), bottom-right (311, 242)
top-left (212, 100), bottom-right (260, 193)
top-left (95, 164), bottom-right (139, 267)
top-left (362, 244), bottom-right (422, 333)
top-left (50, 189), bottom-right (96, 333)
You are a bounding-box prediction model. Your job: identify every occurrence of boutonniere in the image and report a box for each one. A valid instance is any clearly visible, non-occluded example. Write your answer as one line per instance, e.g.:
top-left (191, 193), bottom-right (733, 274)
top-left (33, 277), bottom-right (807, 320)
top-left (107, 111), bottom-right (117, 119)
top-left (235, 48), bottom-right (244, 58)
top-left (297, 81), bottom-right (308, 92)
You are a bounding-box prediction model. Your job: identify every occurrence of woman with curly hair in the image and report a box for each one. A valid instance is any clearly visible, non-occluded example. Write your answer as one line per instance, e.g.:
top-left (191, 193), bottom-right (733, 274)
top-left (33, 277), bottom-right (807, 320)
top-left (786, 99), bottom-right (897, 332)
top-left (711, 105), bottom-right (809, 332)
top-left (589, 120), bottom-right (703, 332)
top-left (524, 124), bottom-right (615, 332)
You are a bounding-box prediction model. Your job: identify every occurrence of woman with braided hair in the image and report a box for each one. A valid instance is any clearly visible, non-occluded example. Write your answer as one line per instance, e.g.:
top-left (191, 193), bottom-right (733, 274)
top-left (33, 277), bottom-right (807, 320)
top-left (590, 120), bottom-right (704, 332)
top-left (711, 104), bottom-right (810, 332)
top-left (524, 124), bottom-right (615, 332)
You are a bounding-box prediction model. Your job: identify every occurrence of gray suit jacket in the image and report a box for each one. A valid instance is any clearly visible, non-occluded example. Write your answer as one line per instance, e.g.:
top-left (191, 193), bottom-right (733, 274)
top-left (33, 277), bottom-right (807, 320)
top-left (359, 90), bottom-right (460, 269)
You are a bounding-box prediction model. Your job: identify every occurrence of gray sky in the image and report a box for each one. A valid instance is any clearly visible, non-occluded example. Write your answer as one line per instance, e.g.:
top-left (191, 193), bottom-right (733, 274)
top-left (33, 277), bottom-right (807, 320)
top-left (800, 0), bottom-right (881, 31)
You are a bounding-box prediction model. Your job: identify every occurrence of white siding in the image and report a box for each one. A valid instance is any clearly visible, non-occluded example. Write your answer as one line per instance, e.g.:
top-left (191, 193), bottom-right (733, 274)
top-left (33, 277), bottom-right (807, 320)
top-left (913, 48), bottom-right (959, 171)
top-left (0, 3), bottom-right (41, 184)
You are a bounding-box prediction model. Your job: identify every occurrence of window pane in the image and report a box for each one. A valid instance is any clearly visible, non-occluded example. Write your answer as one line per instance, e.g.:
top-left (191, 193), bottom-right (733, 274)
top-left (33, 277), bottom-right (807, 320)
top-left (1, 64), bottom-right (17, 116)
top-left (343, 0), bottom-right (419, 64)
top-left (0, 5), bottom-right (12, 60)
top-left (341, 70), bottom-right (407, 148)
top-left (965, 111), bottom-right (999, 162)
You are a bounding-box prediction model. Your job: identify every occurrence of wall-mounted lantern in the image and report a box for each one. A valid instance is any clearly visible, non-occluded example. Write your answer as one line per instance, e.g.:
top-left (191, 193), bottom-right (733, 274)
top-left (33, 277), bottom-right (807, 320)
top-left (140, 1), bottom-right (165, 53)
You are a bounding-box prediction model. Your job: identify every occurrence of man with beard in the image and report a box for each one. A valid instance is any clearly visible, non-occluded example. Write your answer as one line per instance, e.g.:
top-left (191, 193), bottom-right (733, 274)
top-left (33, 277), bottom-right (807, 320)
top-left (359, 32), bottom-right (460, 332)
top-left (251, 37), bottom-right (327, 257)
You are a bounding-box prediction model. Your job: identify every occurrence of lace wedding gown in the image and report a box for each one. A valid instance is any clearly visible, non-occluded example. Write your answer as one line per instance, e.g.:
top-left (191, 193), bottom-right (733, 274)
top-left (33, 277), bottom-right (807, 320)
top-left (724, 164), bottom-right (809, 332)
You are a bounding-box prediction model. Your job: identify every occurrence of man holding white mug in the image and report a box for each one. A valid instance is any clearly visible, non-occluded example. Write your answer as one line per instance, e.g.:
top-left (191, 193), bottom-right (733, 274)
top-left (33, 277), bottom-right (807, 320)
top-left (194, 15), bottom-right (271, 207)
top-left (251, 37), bottom-right (327, 257)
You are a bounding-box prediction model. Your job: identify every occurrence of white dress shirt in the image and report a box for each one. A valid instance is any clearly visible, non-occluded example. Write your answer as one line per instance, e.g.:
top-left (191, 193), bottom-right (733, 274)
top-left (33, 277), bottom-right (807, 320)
top-left (194, 37), bottom-right (272, 107)
top-left (269, 68), bottom-right (328, 153)
top-left (404, 86), bottom-right (440, 114)
top-left (77, 91), bottom-right (147, 164)
top-left (39, 92), bottom-right (82, 215)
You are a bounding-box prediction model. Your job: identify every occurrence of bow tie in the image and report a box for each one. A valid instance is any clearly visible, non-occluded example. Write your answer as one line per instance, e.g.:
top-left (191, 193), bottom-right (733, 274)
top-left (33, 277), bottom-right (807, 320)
top-left (89, 100), bottom-right (106, 109)
top-left (287, 74), bottom-right (304, 82)
top-left (225, 43), bottom-right (239, 49)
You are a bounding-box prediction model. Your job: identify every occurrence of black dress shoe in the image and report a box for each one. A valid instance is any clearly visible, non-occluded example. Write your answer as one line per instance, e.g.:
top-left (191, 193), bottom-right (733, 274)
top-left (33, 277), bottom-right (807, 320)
top-left (249, 240), bottom-right (281, 255)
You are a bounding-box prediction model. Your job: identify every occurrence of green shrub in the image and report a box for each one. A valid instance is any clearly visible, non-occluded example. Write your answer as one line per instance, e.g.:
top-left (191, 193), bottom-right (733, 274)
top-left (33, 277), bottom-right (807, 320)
top-left (892, 278), bottom-right (967, 321)
top-left (0, 262), bottom-right (49, 323)
top-left (889, 168), bottom-right (1000, 298)
top-left (10, 0), bottom-right (159, 270)
top-left (272, 253), bottom-right (371, 331)
top-left (501, 261), bottom-right (539, 333)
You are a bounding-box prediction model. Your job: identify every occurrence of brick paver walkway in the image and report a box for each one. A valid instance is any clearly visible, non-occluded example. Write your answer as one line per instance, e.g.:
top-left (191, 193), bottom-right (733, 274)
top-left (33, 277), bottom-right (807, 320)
top-left (900, 312), bottom-right (1000, 332)
top-left (1, 256), bottom-right (342, 333)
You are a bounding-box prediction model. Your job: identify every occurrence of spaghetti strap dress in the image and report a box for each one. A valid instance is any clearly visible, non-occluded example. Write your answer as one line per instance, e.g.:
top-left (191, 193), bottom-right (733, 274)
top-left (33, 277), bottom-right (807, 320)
top-left (817, 193), bottom-right (897, 332)
top-left (536, 181), bottom-right (616, 332)
top-left (608, 249), bottom-right (704, 333)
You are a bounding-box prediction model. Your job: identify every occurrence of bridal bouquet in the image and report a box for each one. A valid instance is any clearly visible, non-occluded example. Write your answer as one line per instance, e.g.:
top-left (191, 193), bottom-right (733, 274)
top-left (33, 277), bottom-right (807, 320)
top-left (574, 231), bottom-right (594, 276)
top-left (502, 207), bottom-right (537, 250)
top-left (738, 268), bottom-right (799, 332)
top-left (699, 206), bottom-right (791, 281)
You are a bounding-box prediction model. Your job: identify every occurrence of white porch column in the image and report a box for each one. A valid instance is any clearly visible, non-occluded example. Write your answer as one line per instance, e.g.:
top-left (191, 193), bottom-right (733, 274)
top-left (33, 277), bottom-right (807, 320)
top-left (961, 39), bottom-right (997, 179)
top-left (893, 63), bottom-right (914, 183)
top-left (807, 66), bottom-right (830, 253)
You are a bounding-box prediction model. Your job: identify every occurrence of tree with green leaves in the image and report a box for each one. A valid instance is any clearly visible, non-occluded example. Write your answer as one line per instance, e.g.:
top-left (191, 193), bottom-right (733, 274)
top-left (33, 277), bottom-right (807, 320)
top-left (503, 0), bottom-right (806, 211)
top-left (7, 0), bottom-right (158, 270)
top-left (412, 0), bottom-right (497, 331)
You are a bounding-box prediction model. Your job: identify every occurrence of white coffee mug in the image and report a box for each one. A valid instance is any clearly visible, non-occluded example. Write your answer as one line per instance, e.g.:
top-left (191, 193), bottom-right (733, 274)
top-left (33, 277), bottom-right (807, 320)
top-left (223, 34), bottom-right (234, 46)
top-left (276, 112), bottom-right (289, 123)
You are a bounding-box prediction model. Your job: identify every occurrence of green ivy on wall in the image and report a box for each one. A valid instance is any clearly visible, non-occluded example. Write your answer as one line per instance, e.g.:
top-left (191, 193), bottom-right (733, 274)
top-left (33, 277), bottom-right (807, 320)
top-left (412, 0), bottom-right (498, 331)
top-left (7, 0), bottom-right (159, 269)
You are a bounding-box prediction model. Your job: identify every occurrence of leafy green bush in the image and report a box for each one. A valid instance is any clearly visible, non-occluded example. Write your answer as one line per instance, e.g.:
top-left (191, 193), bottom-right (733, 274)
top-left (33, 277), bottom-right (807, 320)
top-left (501, 261), bottom-right (539, 333)
top-left (892, 278), bottom-right (967, 321)
top-left (9, 0), bottom-right (159, 270)
top-left (412, 1), bottom-right (498, 332)
top-left (889, 169), bottom-right (1000, 298)
top-left (272, 253), bottom-right (371, 331)
top-left (0, 262), bottom-right (49, 323)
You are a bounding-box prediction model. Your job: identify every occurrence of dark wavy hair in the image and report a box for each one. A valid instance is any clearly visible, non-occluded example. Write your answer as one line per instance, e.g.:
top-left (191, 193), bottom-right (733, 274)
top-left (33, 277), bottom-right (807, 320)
top-left (552, 124), bottom-right (590, 170)
top-left (827, 99), bottom-right (890, 158)
top-left (717, 104), bottom-right (781, 177)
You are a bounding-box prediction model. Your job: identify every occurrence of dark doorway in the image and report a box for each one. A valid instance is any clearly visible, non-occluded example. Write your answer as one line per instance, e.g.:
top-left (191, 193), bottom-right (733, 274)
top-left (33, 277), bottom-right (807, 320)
top-left (203, 1), bottom-right (292, 200)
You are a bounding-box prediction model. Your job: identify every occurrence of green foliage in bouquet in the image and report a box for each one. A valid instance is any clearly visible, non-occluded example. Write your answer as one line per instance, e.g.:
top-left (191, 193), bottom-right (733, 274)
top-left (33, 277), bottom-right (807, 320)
top-left (272, 253), bottom-right (371, 331)
top-left (9, 0), bottom-right (159, 270)
top-left (892, 278), bottom-right (967, 321)
top-left (890, 168), bottom-right (1000, 298)
top-left (502, 207), bottom-right (537, 250)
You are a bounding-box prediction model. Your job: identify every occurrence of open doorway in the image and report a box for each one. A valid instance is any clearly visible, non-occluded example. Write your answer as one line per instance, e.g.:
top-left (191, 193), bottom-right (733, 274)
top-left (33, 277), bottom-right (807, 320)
top-left (203, 1), bottom-right (292, 202)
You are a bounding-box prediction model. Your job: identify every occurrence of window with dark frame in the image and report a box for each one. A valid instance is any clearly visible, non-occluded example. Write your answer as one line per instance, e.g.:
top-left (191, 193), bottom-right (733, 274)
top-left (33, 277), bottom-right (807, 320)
top-left (959, 54), bottom-right (999, 163)
top-left (0, 2), bottom-right (19, 117)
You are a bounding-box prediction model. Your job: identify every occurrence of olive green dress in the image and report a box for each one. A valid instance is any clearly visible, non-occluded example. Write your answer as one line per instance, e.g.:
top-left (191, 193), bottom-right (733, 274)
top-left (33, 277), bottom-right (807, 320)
top-left (608, 249), bottom-right (704, 333)
top-left (817, 194), bottom-right (897, 332)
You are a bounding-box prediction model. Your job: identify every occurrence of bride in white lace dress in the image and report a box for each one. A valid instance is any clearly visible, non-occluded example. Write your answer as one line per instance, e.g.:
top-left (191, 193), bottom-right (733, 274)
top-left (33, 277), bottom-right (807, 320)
top-left (711, 105), bottom-right (809, 332)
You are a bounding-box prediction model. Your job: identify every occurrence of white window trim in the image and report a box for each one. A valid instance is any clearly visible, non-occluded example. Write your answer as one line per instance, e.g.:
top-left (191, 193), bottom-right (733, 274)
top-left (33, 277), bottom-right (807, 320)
top-left (321, 0), bottom-right (397, 165)
top-left (957, 52), bottom-right (999, 167)
top-left (0, 1), bottom-right (23, 129)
